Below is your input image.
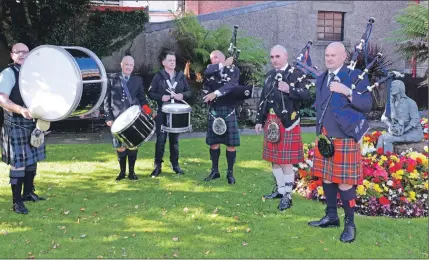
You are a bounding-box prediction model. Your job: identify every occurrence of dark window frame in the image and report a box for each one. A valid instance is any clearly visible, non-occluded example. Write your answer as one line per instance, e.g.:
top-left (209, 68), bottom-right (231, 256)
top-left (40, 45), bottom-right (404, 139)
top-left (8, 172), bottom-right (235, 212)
top-left (317, 11), bottom-right (345, 41)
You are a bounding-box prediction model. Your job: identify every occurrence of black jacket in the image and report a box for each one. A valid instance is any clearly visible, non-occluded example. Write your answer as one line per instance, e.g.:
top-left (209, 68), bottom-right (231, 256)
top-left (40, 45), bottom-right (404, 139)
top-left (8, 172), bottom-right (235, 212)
top-left (148, 70), bottom-right (192, 110)
top-left (203, 64), bottom-right (240, 107)
top-left (256, 66), bottom-right (311, 128)
top-left (103, 73), bottom-right (149, 122)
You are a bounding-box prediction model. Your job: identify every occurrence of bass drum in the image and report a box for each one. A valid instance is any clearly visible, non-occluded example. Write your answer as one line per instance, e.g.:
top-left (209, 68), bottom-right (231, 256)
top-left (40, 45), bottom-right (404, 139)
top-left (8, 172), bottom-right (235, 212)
top-left (19, 45), bottom-right (107, 121)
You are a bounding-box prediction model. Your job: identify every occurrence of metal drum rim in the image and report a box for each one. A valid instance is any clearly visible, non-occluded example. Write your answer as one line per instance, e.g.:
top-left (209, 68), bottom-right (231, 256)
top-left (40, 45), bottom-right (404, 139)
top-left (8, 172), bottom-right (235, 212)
top-left (19, 45), bottom-right (83, 122)
top-left (61, 46), bottom-right (108, 117)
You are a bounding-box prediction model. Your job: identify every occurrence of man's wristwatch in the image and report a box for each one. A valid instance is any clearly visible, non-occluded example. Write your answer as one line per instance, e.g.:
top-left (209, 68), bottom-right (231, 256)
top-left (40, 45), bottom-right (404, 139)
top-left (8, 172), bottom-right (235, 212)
top-left (346, 89), bottom-right (353, 98)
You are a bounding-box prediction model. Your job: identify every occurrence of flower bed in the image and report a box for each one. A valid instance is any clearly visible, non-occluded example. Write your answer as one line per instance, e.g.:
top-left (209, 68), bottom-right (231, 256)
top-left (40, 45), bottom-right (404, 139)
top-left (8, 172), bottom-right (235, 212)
top-left (295, 118), bottom-right (428, 218)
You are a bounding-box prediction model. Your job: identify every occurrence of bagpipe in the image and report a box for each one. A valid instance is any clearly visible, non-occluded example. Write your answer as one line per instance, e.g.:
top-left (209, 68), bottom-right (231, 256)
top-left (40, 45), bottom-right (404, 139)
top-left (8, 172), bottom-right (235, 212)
top-left (228, 25), bottom-right (241, 66)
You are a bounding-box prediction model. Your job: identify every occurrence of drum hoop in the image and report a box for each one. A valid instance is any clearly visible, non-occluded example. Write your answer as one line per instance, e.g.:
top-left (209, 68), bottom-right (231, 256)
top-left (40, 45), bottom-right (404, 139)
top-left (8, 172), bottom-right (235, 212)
top-left (111, 105), bottom-right (142, 134)
top-left (19, 45), bottom-right (83, 122)
top-left (62, 46), bottom-right (108, 117)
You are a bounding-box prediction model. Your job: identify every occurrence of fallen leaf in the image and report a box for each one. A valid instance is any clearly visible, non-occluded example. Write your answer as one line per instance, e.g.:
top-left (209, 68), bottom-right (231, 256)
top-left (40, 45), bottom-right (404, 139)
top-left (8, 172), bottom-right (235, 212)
top-left (408, 251), bottom-right (412, 254)
top-left (97, 256), bottom-right (103, 259)
top-left (246, 228), bottom-right (251, 233)
top-left (212, 208), bottom-right (218, 214)
top-left (63, 210), bottom-right (70, 215)
top-left (324, 248), bottom-right (328, 251)
top-left (60, 226), bottom-right (66, 230)
top-left (226, 228), bottom-right (232, 233)
top-left (134, 205), bottom-right (139, 209)
top-left (242, 192), bottom-right (246, 195)
top-left (132, 233), bottom-right (136, 238)
top-left (25, 240), bottom-right (30, 244)
top-left (80, 208), bottom-right (86, 212)
top-left (242, 241), bottom-right (248, 246)
top-left (261, 197), bottom-right (266, 202)
top-left (183, 207), bottom-right (189, 213)
top-left (46, 208), bottom-right (53, 212)
top-left (80, 234), bottom-right (87, 238)
top-left (376, 242), bottom-right (380, 247)
top-left (319, 240), bottom-right (324, 244)
top-left (172, 237), bottom-right (179, 241)
top-left (172, 253), bottom-right (178, 258)
top-left (123, 236), bottom-right (128, 239)
top-left (204, 250), bottom-right (210, 255)
top-left (1, 230), bottom-right (8, 236)
top-left (233, 216), bottom-right (239, 220)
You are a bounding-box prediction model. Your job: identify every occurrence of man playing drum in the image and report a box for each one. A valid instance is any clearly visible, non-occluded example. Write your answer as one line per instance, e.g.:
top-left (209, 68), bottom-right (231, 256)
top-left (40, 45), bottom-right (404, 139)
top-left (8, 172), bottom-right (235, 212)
top-left (202, 50), bottom-right (240, 184)
top-left (255, 45), bottom-right (310, 211)
top-left (104, 55), bottom-right (152, 181)
top-left (148, 51), bottom-right (191, 177)
top-left (0, 43), bottom-right (46, 214)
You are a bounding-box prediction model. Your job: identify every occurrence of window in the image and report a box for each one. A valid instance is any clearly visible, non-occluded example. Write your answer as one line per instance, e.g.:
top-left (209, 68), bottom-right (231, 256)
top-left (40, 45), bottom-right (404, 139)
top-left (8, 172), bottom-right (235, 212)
top-left (317, 11), bottom-right (344, 41)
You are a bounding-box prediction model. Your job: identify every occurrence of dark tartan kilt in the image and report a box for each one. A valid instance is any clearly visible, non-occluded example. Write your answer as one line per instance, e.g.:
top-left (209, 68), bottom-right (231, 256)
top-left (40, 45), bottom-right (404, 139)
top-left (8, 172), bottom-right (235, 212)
top-left (262, 113), bottom-right (303, 164)
top-left (312, 137), bottom-right (362, 185)
top-left (206, 106), bottom-right (240, 147)
top-left (1, 113), bottom-right (46, 168)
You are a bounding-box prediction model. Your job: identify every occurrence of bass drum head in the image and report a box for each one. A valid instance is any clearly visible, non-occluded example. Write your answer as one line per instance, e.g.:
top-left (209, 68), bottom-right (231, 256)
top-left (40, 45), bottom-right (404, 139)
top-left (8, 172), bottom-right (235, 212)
top-left (111, 105), bottom-right (140, 133)
top-left (19, 45), bottom-right (83, 121)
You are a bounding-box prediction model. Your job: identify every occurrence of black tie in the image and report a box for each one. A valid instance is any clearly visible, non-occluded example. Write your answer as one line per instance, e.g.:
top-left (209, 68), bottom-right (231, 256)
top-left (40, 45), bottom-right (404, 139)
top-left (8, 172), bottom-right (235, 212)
top-left (327, 72), bottom-right (336, 87)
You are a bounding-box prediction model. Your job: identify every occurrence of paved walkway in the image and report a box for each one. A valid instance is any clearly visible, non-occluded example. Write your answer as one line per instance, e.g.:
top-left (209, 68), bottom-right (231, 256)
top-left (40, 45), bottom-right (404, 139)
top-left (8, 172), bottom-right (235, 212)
top-left (44, 121), bottom-right (387, 145)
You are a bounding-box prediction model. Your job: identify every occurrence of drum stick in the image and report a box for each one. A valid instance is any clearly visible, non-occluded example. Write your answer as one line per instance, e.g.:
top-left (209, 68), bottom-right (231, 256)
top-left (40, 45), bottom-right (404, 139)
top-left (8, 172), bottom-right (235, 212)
top-left (165, 89), bottom-right (190, 106)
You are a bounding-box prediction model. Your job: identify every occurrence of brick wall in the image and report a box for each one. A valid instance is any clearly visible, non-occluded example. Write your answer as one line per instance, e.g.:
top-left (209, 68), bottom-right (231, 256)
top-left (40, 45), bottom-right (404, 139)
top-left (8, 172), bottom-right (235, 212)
top-left (185, 0), bottom-right (262, 15)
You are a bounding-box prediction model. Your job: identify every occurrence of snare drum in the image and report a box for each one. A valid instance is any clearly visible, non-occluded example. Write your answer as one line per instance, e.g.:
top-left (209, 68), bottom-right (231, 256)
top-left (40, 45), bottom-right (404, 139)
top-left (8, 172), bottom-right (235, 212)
top-left (111, 105), bottom-right (156, 148)
top-left (19, 45), bottom-right (107, 121)
top-left (161, 103), bottom-right (192, 133)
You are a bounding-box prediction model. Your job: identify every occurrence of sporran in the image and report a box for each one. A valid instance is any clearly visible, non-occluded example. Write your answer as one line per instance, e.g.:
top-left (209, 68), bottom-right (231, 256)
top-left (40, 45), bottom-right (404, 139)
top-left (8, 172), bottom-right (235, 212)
top-left (266, 120), bottom-right (280, 143)
top-left (317, 134), bottom-right (334, 158)
top-left (30, 128), bottom-right (44, 148)
top-left (212, 117), bottom-right (227, 135)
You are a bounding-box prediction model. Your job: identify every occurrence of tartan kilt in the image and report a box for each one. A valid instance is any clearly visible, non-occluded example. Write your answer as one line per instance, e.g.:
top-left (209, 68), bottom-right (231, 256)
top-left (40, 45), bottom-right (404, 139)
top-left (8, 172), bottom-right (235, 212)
top-left (206, 106), bottom-right (240, 147)
top-left (312, 137), bottom-right (362, 185)
top-left (262, 113), bottom-right (303, 164)
top-left (1, 113), bottom-right (46, 168)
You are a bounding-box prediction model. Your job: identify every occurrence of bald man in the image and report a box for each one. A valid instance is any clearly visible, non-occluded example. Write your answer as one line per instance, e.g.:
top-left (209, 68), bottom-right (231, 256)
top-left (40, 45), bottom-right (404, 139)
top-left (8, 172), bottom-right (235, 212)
top-left (255, 45), bottom-right (310, 211)
top-left (202, 50), bottom-right (240, 184)
top-left (0, 43), bottom-right (46, 214)
top-left (104, 55), bottom-right (152, 181)
top-left (308, 42), bottom-right (372, 243)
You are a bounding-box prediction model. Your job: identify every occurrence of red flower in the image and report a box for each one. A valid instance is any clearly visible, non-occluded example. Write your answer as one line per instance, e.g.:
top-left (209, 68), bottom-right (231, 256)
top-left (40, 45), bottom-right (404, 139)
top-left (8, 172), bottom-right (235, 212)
top-left (406, 164), bottom-right (416, 172)
top-left (377, 147), bottom-right (384, 155)
top-left (372, 177), bottom-right (381, 183)
top-left (298, 169), bottom-right (307, 178)
top-left (400, 196), bottom-right (408, 203)
top-left (379, 196), bottom-right (390, 205)
top-left (416, 157), bottom-right (423, 165)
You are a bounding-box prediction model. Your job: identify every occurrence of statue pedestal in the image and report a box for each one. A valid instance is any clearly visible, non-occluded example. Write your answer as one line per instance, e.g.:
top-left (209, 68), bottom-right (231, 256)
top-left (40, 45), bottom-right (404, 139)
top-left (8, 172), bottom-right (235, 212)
top-left (393, 140), bottom-right (428, 154)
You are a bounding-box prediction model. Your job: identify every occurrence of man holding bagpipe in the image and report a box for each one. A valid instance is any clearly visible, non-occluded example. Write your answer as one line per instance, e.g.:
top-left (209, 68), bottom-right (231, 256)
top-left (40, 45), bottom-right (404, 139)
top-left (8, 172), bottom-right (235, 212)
top-left (308, 41), bottom-right (373, 243)
top-left (255, 45), bottom-right (311, 211)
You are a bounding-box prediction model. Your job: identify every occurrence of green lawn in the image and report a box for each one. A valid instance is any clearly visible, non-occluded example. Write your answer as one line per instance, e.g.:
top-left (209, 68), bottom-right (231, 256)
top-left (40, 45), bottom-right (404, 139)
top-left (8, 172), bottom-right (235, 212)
top-left (0, 134), bottom-right (427, 259)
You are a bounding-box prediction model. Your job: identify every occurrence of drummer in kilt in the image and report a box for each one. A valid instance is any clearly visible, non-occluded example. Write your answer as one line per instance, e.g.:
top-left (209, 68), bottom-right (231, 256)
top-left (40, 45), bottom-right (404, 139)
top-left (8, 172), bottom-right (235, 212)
top-left (255, 45), bottom-right (310, 211)
top-left (308, 42), bottom-right (372, 243)
top-left (0, 43), bottom-right (46, 214)
top-left (148, 51), bottom-right (192, 177)
top-left (104, 55), bottom-right (152, 181)
top-left (202, 50), bottom-right (240, 184)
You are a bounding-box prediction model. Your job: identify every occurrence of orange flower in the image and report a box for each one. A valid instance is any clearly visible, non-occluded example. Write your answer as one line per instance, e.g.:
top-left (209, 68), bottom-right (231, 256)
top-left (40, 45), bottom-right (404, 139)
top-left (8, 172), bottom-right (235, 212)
top-left (299, 169), bottom-right (307, 178)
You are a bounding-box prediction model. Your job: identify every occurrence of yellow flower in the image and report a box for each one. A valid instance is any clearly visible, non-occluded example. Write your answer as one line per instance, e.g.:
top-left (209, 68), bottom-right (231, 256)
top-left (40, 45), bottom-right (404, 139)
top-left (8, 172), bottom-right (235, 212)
top-left (362, 180), bottom-right (370, 188)
top-left (317, 186), bottom-right (324, 196)
top-left (364, 136), bottom-right (370, 142)
top-left (357, 185), bottom-right (366, 195)
top-left (409, 170), bottom-right (420, 179)
top-left (392, 169), bottom-right (404, 180)
top-left (373, 184), bottom-right (383, 193)
top-left (390, 155), bottom-right (399, 162)
top-left (424, 182), bottom-right (428, 190)
top-left (408, 191), bottom-right (416, 201)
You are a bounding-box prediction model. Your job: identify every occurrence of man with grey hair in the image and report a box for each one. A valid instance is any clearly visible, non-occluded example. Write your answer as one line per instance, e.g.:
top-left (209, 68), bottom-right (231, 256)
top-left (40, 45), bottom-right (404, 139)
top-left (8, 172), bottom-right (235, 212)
top-left (255, 44), bottom-right (310, 211)
top-left (377, 80), bottom-right (423, 153)
top-left (104, 55), bottom-right (152, 181)
top-left (0, 43), bottom-right (46, 214)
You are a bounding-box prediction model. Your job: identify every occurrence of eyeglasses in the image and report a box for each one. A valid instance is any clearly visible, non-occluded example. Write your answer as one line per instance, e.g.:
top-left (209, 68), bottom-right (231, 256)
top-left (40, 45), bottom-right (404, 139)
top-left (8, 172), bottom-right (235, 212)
top-left (270, 55), bottom-right (281, 59)
top-left (11, 50), bottom-right (29, 55)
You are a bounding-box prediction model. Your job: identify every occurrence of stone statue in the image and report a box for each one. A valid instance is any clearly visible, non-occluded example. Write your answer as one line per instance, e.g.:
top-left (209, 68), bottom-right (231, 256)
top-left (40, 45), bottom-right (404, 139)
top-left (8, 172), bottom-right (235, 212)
top-left (376, 80), bottom-right (424, 153)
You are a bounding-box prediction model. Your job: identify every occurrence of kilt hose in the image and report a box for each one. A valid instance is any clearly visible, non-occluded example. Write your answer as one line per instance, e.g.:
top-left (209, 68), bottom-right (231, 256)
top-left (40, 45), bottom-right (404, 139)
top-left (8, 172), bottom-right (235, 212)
top-left (312, 137), bottom-right (363, 185)
top-left (206, 106), bottom-right (240, 147)
top-left (262, 113), bottom-right (303, 164)
top-left (1, 113), bottom-right (46, 168)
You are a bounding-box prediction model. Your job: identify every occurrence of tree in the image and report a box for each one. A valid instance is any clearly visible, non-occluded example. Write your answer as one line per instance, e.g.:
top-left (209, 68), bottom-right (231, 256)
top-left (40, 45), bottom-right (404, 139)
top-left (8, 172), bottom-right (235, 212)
top-left (388, 1), bottom-right (428, 87)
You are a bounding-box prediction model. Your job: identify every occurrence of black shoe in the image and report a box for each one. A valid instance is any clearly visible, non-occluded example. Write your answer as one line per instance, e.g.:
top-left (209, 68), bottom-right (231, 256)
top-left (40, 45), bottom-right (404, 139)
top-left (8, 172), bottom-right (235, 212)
top-left (204, 169), bottom-right (220, 181)
top-left (172, 165), bottom-right (184, 175)
top-left (340, 218), bottom-right (356, 243)
top-left (263, 190), bottom-right (283, 199)
top-left (151, 165), bottom-right (162, 178)
top-left (308, 215), bottom-right (340, 228)
top-left (116, 172), bottom-right (126, 181)
top-left (13, 202), bottom-right (28, 214)
top-left (128, 171), bottom-right (138, 180)
top-left (226, 170), bottom-right (235, 184)
top-left (278, 193), bottom-right (292, 211)
top-left (23, 192), bottom-right (46, 202)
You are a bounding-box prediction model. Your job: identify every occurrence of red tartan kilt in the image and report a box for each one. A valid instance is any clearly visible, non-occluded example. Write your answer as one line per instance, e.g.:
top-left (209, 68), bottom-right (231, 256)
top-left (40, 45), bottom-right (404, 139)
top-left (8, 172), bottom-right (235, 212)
top-left (262, 114), bottom-right (303, 164)
top-left (312, 137), bottom-right (363, 185)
